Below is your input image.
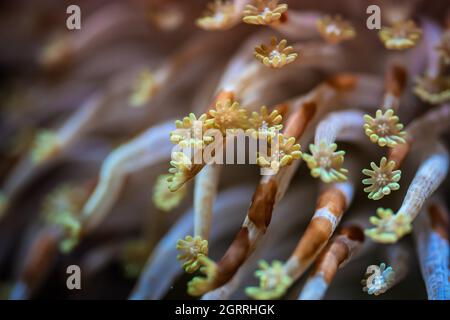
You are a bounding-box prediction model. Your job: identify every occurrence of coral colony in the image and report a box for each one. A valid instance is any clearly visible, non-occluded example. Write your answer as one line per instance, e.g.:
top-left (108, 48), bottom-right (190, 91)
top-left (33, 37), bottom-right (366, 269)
top-left (0, 0), bottom-right (449, 301)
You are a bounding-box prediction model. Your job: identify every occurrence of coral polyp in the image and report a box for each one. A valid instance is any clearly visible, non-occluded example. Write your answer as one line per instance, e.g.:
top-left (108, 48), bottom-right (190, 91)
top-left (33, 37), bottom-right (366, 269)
top-left (0, 0), bottom-right (449, 303)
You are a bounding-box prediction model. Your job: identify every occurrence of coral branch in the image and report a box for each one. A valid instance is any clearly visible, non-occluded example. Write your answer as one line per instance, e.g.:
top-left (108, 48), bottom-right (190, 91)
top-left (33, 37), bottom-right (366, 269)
top-left (298, 225), bottom-right (364, 300)
top-left (303, 110), bottom-right (365, 183)
top-left (366, 143), bottom-right (449, 243)
top-left (130, 186), bottom-right (253, 299)
top-left (413, 200), bottom-right (450, 300)
top-left (246, 181), bottom-right (354, 299)
top-left (82, 121), bottom-right (174, 232)
top-left (388, 104), bottom-right (450, 169)
top-left (185, 74), bottom-right (381, 297)
top-left (383, 64), bottom-right (407, 111)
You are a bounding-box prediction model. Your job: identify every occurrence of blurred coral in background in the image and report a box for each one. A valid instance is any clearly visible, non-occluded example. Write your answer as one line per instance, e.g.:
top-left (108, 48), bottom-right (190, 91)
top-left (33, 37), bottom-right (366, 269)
top-left (0, 0), bottom-right (449, 300)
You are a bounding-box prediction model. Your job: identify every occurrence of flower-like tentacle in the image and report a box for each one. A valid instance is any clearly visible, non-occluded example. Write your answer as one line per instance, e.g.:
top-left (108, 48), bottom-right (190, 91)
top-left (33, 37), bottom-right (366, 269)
top-left (302, 141), bottom-right (348, 183)
top-left (414, 75), bottom-right (450, 105)
top-left (176, 235), bottom-right (209, 274)
top-left (245, 260), bottom-right (292, 300)
top-left (31, 130), bottom-right (61, 164)
top-left (168, 152), bottom-right (203, 192)
top-left (257, 133), bottom-right (301, 173)
top-left (254, 37), bottom-right (298, 69)
top-left (152, 174), bottom-right (187, 212)
top-left (362, 157), bottom-right (401, 200)
top-left (242, 0), bottom-right (288, 25)
top-left (364, 208), bottom-right (412, 243)
top-left (170, 113), bottom-right (213, 148)
top-left (196, 0), bottom-right (236, 31)
top-left (43, 185), bottom-right (88, 253)
top-left (206, 99), bottom-right (250, 133)
top-left (316, 15), bottom-right (356, 44)
top-left (0, 193), bottom-right (8, 218)
top-left (379, 20), bottom-right (422, 50)
top-left (246, 106), bottom-right (284, 140)
top-left (363, 109), bottom-right (406, 147)
top-left (129, 71), bottom-right (158, 107)
top-left (187, 255), bottom-right (218, 296)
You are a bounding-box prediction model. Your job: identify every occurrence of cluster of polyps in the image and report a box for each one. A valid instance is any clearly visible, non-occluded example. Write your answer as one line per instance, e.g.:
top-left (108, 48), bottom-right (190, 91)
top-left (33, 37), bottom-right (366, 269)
top-left (167, 100), bottom-right (301, 193)
top-left (0, 0), bottom-right (449, 301)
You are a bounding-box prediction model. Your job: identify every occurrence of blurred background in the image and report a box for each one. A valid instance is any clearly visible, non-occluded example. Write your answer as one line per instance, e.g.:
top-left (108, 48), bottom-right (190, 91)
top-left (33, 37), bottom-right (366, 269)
top-left (0, 0), bottom-right (448, 299)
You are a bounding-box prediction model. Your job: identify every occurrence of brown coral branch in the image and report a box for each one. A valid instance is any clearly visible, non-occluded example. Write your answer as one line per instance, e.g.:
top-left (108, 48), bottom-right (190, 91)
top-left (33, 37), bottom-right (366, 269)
top-left (367, 143), bottom-right (449, 243)
top-left (413, 199), bottom-right (450, 299)
top-left (298, 224), bottom-right (365, 300)
top-left (383, 64), bottom-right (408, 111)
top-left (388, 104), bottom-right (450, 169)
top-left (186, 74), bottom-right (383, 296)
top-left (9, 228), bottom-right (60, 299)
